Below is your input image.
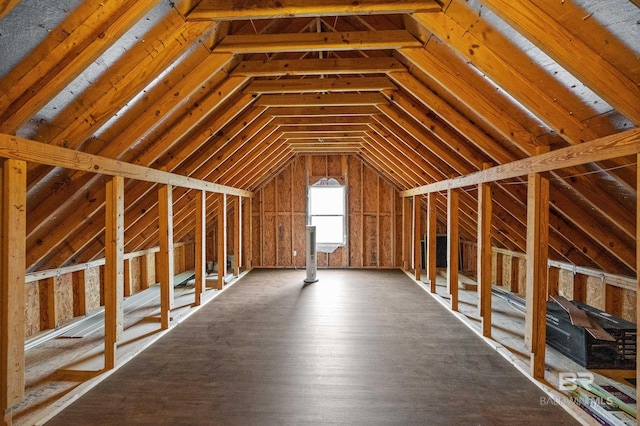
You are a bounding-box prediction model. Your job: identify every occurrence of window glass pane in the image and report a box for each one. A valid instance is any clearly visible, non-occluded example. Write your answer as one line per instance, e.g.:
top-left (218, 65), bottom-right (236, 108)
top-left (311, 216), bottom-right (344, 244)
top-left (310, 187), bottom-right (344, 215)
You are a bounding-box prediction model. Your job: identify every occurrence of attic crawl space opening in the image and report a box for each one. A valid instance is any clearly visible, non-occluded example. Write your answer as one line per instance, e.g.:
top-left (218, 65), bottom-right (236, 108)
top-left (308, 177), bottom-right (346, 252)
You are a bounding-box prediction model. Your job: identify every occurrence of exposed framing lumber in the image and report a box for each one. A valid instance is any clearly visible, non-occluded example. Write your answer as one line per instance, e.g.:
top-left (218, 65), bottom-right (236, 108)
top-left (216, 30), bottom-right (422, 53)
top-left (217, 194), bottom-right (227, 290)
top-left (402, 197), bottom-right (411, 271)
top-left (426, 192), bottom-right (437, 293)
top-left (525, 172), bottom-right (550, 380)
top-left (194, 190), bottom-right (206, 306)
top-left (188, 0), bottom-right (440, 20)
top-left (233, 57), bottom-right (406, 77)
top-left (234, 196), bottom-right (242, 276)
top-left (104, 176), bottom-right (124, 370)
top-left (0, 0), bottom-right (20, 20)
top-left (447, 188), bottom-right (459, 312)
top-left (247, 197), bottom-right (253, 271)
top-left (479, 0), bottom-right (640, 126)
top-left (637, 153), bottom-right (640, 389)
top-left (245, 77), bottom-right (397, 94)
top-left (413, 195), bottom-right (421, 280)
top-left (0, 134), bottom-right (251, 198)
top-left (1, 159), bottom-right (26, 422)
top-left (0, 0), bottom-right (162, 135)
top-left (255, 93), bottom-right (388, 107)
top-left (477, 180), bottom-right (492, 337)
top-left (23, 243), bottom-right (193, 283)
top-left (268, 107), bottom-right (380, 118)
top-left (158, 185), bottom-right (174, 330)
top-left (400, 128), bottom-right (640, 196)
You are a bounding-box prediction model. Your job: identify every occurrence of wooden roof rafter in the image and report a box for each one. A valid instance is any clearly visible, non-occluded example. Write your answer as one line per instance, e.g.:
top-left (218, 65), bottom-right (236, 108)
top-left (186, 0), bottom-right (441, 21)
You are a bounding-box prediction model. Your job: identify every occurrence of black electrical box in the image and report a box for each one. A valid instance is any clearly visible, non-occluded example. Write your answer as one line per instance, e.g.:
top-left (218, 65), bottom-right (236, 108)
top-left (546, 300), bottom-right (636, 370)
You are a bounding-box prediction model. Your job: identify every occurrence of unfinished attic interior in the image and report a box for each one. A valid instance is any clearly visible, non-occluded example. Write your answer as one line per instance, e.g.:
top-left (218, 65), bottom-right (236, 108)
top-left (1, 0), bottom-right (640, 424)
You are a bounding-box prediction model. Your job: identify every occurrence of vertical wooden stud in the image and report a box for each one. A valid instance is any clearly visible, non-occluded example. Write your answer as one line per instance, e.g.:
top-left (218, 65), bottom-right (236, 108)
top-left (247, 197), bottom-right (253, 270)
top-left (478, 181), bottom-right (492, 337)
top-left (158, 184), bottom-right (174, 330)
top-left (217, 193), bottom-right (227, 290)
top-left (426, 192), bottom-right (437, 293)
top-left (494, 252), bottom-right (503, 287)
top-left (140, 252), bottom-right (155, 290)
top-left (510, 255), bottom-right (520, 294)
top-left (377, 177), bottom-right (381, 268)
top-left (447, 188), bottom-right (459, 311)
top-left (43, 278), bottom-right (56, 330)
top-left (1, 159), bottom-right (26, 422)
top-left (525, 171), bottom-right (550, 380)
top-left (413, 195), bottom-right (421, 280)
top-left (104, 175), bottom-right (124, 370)
top-left (402, 197), bottom-right (411, 271)
top-left (194, 190), bottom-right (206, 306)
top-left (75, 269), bottom-right (88, 317)
top-left (123, 259), bottom-right (132, 298)
top-left (636, 153), bottom-right (640, 389)
top-left (234, 196), bottom-right (242, 276)
top-left (547, 267), bottom-right (560, 301)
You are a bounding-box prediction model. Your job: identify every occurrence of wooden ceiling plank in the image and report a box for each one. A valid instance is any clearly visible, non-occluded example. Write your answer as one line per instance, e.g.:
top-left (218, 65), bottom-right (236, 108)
top-left (479, 0), bottom-right (640, 126)
top-left (188, 0), bottom-right (440, 20)
top-left (0, 0), bottom-right (162, 133)
top-left (255, 92), bottom-right (388, 107)
top-left (233, 57), bottom-right (406, 76)
top-left (216, 30), bottom-right (421, 53)
top-left (245, 76), bottom-right (397, 94)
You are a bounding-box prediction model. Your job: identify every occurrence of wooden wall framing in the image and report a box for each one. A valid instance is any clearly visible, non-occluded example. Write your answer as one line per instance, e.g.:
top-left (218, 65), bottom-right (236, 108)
top-left (251, 154), bottom-right (400, 269)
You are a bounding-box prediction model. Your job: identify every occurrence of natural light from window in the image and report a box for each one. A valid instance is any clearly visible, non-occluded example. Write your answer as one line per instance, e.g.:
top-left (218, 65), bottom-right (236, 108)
top-left (309, 185), bottom-right (345, 245)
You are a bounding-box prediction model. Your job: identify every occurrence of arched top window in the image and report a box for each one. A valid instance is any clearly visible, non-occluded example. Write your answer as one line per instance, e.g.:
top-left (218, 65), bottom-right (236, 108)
top-left (308, 178), bottom-right (346, 251)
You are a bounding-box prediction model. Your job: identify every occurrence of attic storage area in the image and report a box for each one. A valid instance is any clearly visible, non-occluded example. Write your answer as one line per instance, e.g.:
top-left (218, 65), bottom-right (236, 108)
top-left (0, 0), bottom-right (639, 424)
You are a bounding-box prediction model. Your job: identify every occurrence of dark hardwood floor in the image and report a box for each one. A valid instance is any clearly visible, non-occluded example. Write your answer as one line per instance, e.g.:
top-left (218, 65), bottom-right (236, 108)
top-left (46, 269), bottom-right (577, 425)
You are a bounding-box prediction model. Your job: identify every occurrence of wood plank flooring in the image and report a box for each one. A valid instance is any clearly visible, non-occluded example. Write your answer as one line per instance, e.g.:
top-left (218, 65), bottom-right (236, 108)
top-left (46, 269), bottom-right (578, 425)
